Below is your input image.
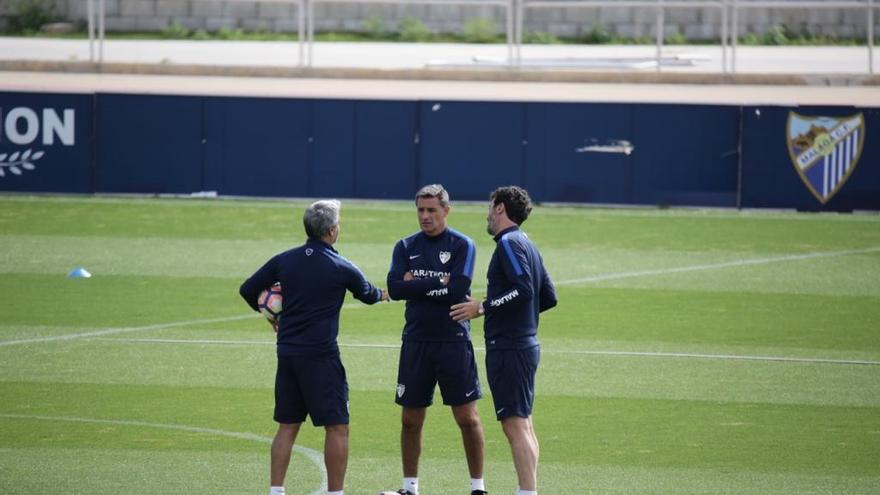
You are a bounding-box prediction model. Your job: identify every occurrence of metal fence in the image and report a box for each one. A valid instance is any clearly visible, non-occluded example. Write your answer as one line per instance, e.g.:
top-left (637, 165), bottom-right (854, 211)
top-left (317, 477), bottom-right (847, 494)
top-left (517, 1), bottom-right (729, 72)
top-left (730, 0), bottom-right (875, 73)
top-left (84, 0), bottom-right (878, 73)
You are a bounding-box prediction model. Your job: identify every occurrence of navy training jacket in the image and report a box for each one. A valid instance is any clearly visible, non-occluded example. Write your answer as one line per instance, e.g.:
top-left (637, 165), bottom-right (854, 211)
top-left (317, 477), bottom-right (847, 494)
top-left (387, 228), bottom-right (476, 341)
top-left (240, 238), bottom-right (383, 356)
top-left (483, 225), bottom-right (557, 349)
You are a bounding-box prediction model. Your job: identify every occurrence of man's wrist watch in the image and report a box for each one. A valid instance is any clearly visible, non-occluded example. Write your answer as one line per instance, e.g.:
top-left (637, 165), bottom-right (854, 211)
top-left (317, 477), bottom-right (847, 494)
top-left (477, 301), bottom-right (485, 316)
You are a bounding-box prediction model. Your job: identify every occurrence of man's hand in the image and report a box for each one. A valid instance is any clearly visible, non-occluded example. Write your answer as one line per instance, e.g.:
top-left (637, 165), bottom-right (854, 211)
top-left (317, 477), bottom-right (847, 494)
top-left (268, 318), bottom-right (279, 333)
top-left (379, 288), bottom-right (391, 302)
top-left (440, 273), bottom-right (450, 285)
top-left (403, 271), bottom-right (414, 281)
top-left (450, 295), bottom-right (483, 322)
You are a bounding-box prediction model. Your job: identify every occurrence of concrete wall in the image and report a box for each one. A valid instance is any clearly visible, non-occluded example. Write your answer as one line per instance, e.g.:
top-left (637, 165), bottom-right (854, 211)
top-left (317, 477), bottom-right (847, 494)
top-left (4, 0), bottom-right (879, 40)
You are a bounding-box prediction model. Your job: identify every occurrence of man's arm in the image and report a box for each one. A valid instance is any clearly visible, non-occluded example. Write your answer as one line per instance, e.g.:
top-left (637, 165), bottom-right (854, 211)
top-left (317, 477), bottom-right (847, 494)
top-left (386, 240), bottom-right (445, 300)
top-left (538, 263), bottom-right (558, 313)
top-left (239, 256), bottom-right (278, 312)
top-left (482, 235), bottom-right (533, 315)
top-left (450, 236), bottom-right (532, 322)
top-left (346, 260), bottom-right (388, 305)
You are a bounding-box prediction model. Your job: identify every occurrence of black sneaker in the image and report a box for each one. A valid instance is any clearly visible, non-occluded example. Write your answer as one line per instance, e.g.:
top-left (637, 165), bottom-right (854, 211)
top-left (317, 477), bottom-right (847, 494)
top-left (377, 490), bottom-right (415, 495)
top-left (471, 491), bottom-right (488, 495)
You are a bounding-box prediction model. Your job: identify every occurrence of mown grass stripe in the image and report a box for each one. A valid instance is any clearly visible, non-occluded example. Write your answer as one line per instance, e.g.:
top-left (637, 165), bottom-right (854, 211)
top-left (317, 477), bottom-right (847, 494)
top-left (556, 246), bottom-right (880, 286)
top-left (92, 337), bottom-right (880, 366)
top-left (0, 413), bottom-right (327, 495)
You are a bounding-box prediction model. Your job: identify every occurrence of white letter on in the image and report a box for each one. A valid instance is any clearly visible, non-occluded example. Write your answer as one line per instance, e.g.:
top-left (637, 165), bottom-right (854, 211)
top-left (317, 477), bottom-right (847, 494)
top-left (43, 108), bottom-right (75, 145)
top-left (5, 107), bottom-right (40, 145)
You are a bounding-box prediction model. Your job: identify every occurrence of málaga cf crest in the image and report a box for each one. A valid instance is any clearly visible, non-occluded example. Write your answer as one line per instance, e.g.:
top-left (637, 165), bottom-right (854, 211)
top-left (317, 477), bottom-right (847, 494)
top-left (787, 112), bottom-right (865, 204)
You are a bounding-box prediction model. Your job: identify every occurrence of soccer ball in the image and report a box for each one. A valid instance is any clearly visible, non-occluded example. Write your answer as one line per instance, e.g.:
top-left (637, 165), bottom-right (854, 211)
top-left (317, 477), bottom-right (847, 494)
top-left (258, 283), bottom-right (282, 321)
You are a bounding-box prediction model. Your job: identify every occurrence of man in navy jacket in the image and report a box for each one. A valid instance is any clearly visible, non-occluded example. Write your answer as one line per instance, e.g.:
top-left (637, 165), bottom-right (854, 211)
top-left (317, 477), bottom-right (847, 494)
top-left (383, 184), bottom-right (487, 495)
top-left (240, 199), bottom-right (389, 495)
top-left (451, 186), bottom-right (557, 495)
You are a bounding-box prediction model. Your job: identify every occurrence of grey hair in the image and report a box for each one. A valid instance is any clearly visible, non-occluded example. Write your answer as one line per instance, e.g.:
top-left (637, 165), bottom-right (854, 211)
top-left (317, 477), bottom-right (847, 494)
top-left (415, 184), bottom-right (450, 208)
top-left (303, 199), bottom-right (341, 239)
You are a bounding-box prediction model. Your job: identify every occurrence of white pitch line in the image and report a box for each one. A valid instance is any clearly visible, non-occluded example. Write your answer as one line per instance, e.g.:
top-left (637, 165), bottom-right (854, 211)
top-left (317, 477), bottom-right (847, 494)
top-left (555, 246), bottom-right (880, 286)
top-left (94, 337), bottom-right (880, 366)
top-left (0, 314), bottom-right (259, 347)
top-left (3, 247), bottom-right (875, 347)
top-left (95, 338), bottom-right (401, 349)
top-left (550, 349), bottom-right (880, 366)
top-left (0, 413), bottom-right (327, 495)
top-left (0, 302), bottom-right (373, 347)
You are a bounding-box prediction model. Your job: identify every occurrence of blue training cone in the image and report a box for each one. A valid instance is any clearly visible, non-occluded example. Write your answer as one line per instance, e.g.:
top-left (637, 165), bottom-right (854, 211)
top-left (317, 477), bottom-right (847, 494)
top-left (67, 267), bottom-right (92, 278)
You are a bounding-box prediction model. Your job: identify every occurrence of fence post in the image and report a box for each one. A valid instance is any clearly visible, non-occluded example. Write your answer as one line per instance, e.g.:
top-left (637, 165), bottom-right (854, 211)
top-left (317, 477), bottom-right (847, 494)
top-left (507, 0), bottom-right (513, 63)
top-left (98, 0), bottom-right (105, 63)
top-left (298, 0), bottom-right (306, 67)
top-left (721, 0), bottom-right (728, 73)
top-left (308, 0), bottom-right (315, 67)
top-left (731, 0), bottom-right (738, 73)
top-left (656, 0), bottom-right (665, 72)
top-left (88, 0), bottom-right (95, 62)
top-left (870, 0), bottom-right (875, 74)
top-left (517, 0), bottom-right (525, 65)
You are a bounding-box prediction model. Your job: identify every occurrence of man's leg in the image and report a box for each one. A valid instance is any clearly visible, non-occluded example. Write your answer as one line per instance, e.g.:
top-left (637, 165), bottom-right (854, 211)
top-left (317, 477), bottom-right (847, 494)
top-left (401, 406), bottom-right (426, 477)
top-left (501, 416), bottom-right (539, 492)
top-left (451, 401), bottom-right (484, 479)
top-left (324, 423), bottom-right (349, 492)
top-left (270, 422), bottom-right (302, 487)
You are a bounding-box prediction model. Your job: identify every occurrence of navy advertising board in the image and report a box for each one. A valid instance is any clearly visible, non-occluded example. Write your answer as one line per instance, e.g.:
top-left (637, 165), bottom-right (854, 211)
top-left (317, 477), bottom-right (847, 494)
top-left (0, 92), bottom-right (93, 193)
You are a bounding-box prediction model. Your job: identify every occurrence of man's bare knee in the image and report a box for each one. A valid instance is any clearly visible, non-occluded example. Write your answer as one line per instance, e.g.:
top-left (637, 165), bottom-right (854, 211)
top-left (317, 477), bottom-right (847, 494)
top-left (401, 408), bottom-right (426, 432)
top-left (452, 404), bottom-right (482, 431)
top-left (501, 416), bottom-right (530, 439)
top-left (325, 424), bottom-right (349, 437)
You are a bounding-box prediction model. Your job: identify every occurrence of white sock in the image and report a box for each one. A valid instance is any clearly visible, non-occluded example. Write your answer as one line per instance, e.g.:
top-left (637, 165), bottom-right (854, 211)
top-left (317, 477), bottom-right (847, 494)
top-left (403, 476), bottom-right (419, 494)
top-left (471, 478), bottom-right (486, 491)
top-left (516, 490), bottom-right (537, 495)
top-left (269, 487), bottom-right (285, 495)
top-left (327, 491), bottom-right (343, 495)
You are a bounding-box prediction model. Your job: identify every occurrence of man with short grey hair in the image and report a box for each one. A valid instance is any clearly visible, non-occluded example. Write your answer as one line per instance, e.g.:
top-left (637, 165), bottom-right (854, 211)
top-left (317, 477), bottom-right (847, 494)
top-left (304, 199), bottom-right (342, 239)
top-left (240, 199), bottom-right (390, 495)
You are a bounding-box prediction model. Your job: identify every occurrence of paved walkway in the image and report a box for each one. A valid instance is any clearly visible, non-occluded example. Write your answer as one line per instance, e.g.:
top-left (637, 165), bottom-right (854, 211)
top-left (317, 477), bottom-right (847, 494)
top-left (0, 36), bottom-right (876, 75)
top-left (2, 70), bottom-right (878, 106)
top-left (1, 36), bottom-right (878, 105)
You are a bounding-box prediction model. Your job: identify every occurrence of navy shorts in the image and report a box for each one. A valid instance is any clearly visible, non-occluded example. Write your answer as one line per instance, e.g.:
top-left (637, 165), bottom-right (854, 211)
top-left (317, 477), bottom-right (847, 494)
top-left (395, 340), bottom-right (482, 408)
top-left (274, 352), bottom-right (349, 426)
top-left (486, 345), bottom-right (540, 420)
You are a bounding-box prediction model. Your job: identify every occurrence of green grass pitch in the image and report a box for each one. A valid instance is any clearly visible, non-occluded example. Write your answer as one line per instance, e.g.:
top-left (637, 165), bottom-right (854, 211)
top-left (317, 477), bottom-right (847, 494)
top-left (1, 194), bottom-right (879, 494)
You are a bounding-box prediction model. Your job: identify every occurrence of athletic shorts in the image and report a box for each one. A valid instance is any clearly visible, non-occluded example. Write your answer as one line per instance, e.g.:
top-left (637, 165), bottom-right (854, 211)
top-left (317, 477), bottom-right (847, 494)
top-left (274, 353), bottom-right (349, 426)
top-left (486, 345), bottom-right (540, 420)
top-left (394, 340), bottom-right (482, 408)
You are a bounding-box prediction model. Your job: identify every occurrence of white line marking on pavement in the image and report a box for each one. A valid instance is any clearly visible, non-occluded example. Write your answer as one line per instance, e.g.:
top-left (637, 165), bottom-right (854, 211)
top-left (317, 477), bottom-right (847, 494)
top-left (555, 246), bottom-right (880, 286)
top-left (93, 337), bottom-right (879, 366)
top-left (0, 413), bottom-right (327, 495)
